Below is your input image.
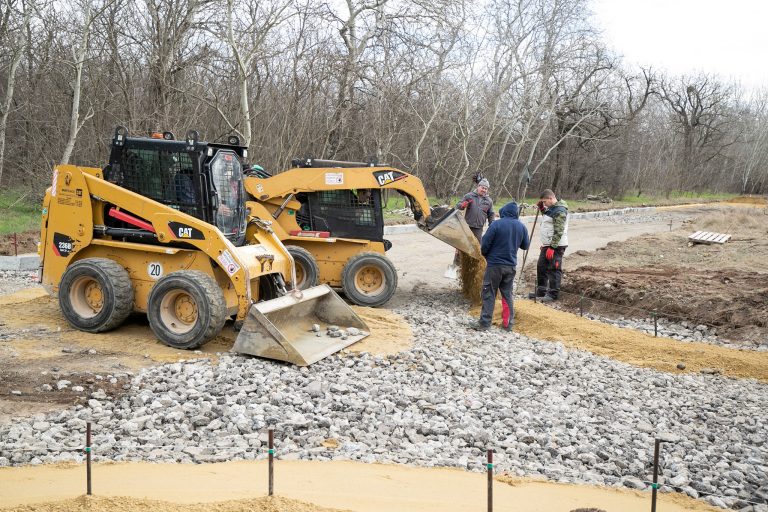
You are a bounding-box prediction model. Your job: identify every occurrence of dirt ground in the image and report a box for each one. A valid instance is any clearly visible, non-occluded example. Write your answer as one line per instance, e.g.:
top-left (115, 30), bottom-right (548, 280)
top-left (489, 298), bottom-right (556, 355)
top-left (0, 231), bottom-right (37, 256)
top-left (559, 204), bottom-right (768, 346)
top-left (1, 200), bottom-right (765, 512)
top-left (0, 460), bottom-right (719, 512)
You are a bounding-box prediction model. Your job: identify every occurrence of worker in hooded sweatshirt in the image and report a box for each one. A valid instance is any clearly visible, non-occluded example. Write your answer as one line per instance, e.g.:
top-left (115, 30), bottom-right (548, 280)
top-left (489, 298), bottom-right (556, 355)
top-left (529, 188), bottom-right (569, 302)
top-left (472, 201), bottom-right (530, 331)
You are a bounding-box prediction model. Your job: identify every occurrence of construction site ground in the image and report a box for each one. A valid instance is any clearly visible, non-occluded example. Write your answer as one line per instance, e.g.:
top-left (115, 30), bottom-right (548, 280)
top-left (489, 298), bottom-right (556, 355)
top-left (0, 199), bottom-right (765, 511)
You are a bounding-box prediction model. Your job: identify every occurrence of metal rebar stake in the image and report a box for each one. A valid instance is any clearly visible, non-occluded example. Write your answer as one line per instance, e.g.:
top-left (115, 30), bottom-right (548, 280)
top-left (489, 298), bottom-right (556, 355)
top-left (651, 438), bottom-right (661, 512)
top-left (487, 449), bottom-right (493, 512)
top-left (268, 428), bottom-right (274, 496)
top-left (86, 422), bottom-right (92, 495)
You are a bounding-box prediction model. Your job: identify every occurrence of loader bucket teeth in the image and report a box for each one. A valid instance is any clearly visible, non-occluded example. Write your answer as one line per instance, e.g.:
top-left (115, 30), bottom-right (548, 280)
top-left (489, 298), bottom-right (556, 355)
top-left (232, 284), bottom-right (369, 366)
top-left (426, 208), bottom-right (483, 259)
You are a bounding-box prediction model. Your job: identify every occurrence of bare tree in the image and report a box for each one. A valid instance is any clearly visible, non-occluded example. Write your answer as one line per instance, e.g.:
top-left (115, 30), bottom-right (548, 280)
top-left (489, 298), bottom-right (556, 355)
top-left (0, 0), bottom-right (29, 184)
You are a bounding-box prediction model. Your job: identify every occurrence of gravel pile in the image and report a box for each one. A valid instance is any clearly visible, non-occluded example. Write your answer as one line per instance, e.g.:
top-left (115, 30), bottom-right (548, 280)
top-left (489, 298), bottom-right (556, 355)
top-left (1, 293), bottom-right (766, 510)
top-left (0, 269), bottom-right (39, 296)
top-left (590, 212), bottom-right (673, 225)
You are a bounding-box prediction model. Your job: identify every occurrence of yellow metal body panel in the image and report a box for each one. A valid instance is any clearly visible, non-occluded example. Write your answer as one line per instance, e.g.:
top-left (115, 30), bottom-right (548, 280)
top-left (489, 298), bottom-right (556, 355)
top-left (243, 166), bottom-right (432, 227)
top-left (40, 164), bottom-right (293, 321)
top-left (243, 166), bottom-right (430, 286)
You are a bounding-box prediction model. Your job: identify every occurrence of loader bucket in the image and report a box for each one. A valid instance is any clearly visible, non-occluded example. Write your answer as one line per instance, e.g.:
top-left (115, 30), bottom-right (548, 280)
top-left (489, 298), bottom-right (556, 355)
top-left (232, 284), bottom-right (369, 366)
top-left (426, 208), bottom-right (483, 259)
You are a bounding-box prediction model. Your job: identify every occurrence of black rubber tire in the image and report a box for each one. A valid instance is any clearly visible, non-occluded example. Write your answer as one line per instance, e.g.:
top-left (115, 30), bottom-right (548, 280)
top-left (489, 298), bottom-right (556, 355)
top-left (58, 258), bottom-right (134, 333)
top-left (146, 270), bottom-right (227, 349)
top-left (286, 245), bottom-right (319, 290)
top-left (341, 252), bottom-right (398, 307)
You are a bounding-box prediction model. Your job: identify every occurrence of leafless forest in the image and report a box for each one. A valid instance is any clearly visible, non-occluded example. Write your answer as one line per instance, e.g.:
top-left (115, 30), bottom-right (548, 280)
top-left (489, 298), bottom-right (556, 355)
top-left (0, 0), bottom-right (767, 199)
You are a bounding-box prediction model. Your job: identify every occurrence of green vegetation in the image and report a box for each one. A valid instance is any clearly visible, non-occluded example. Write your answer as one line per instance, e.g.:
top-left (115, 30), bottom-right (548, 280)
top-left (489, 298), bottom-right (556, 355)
top-left (0, 188), bottom-right (41, 235)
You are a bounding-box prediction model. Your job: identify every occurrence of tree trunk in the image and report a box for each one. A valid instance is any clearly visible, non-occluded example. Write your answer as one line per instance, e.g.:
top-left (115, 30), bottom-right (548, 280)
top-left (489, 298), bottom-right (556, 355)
top-left (0, 37), bottom-right (25, 185)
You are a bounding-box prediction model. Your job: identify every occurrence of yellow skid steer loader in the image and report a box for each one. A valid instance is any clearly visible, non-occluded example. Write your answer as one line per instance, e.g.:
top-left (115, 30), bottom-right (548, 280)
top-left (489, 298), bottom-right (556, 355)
top-left (38, 128), bottom-right (368, 365)
top-left (242, 158), bottom-right (481, 306)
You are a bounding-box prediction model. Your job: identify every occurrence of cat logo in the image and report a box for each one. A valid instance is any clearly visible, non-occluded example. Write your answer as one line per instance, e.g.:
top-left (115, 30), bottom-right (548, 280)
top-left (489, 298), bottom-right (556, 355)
top-left (373, 170), bottom-right (406, 187)
top-left (167, 222), bottom-right (205, 240)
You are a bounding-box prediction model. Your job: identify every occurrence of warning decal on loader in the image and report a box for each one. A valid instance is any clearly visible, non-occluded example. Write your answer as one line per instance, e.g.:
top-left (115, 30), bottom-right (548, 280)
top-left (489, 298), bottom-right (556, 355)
top-left (325, 172), bottom-right (344, 185)
top-left (217, 250), bottom-right (241, 276)
top-left (168, 222), bottom-right (205, 240)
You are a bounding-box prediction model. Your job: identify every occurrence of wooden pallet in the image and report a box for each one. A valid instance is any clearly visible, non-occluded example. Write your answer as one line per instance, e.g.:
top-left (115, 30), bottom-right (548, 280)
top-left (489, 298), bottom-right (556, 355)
top-left (688, 231), bottom-right (731, 244)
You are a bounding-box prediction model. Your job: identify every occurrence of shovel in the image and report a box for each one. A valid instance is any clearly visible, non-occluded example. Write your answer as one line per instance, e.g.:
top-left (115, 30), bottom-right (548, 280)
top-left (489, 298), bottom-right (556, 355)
top-left (516, 207), bottom-right (540, 291)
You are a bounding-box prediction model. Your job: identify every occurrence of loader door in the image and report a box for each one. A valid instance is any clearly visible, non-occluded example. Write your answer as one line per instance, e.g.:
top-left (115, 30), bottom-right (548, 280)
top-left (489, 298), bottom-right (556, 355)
top-left (206, 149), bottom-right (246, 245)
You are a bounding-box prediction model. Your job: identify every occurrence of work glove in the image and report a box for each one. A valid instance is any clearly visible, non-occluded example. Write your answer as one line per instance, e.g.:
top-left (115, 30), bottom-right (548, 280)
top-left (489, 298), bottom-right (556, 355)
top-left (545, 247), bottom-right (555, 261)
top-left (536, 200), bottom-right (545, 213)
top-left (459, 198), bottom-right (473, 210)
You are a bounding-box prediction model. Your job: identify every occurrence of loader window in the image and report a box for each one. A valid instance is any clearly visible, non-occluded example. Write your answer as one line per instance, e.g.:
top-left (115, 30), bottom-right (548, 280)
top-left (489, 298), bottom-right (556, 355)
top-left (306, 189), bottom-right (384, 241)
top-left (209, 150), bottom-right (246, 238)
top-left (118, 148), bottom-right (202, 219)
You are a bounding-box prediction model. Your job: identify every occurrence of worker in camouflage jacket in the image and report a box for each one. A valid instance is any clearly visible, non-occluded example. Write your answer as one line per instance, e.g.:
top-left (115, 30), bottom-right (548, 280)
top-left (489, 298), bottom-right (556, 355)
top-left (529, 189), bottom-right (569, 303)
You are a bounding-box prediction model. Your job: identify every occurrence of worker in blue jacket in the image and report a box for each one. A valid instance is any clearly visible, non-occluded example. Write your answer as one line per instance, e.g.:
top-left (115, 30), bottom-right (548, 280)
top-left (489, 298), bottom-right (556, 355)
top-left (472, 201), bottom-right (530, 331)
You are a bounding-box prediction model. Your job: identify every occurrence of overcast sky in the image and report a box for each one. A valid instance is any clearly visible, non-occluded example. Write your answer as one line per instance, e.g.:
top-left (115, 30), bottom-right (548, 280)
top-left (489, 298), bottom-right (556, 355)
top-left (591, 0), bottom-right (768, 89)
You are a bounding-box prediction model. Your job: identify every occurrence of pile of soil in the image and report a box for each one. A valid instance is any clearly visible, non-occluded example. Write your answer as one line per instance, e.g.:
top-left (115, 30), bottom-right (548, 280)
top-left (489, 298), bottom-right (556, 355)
top-left (348, 307), bottom-right (412, 355)
top-left (0, 231), bottom-right (38, 256)
top-left (560, 205), bottom-right (768, 346)
top-left (562, 265), bottom-right (768, 345)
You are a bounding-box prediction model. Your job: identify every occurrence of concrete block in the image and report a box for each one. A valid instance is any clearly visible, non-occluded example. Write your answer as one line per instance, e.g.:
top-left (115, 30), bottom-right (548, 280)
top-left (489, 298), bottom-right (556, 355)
top-left (0, 253), bottom-right (40, 271)
top-left (383, 224), bottom-right (420, 235)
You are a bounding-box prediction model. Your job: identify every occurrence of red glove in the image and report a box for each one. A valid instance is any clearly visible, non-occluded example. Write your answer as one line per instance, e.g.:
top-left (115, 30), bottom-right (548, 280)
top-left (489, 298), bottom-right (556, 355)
top-left (459, 199), bottom-right (473, 209)
top-left (536, 200), bottom-right (545, 212)
top-left (545, 247), bottom-right (555, 261)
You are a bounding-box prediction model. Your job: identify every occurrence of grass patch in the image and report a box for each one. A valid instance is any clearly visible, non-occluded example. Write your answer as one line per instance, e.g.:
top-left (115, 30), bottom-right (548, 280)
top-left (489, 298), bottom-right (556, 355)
top-left (0, 188), bottom-right (41, 235)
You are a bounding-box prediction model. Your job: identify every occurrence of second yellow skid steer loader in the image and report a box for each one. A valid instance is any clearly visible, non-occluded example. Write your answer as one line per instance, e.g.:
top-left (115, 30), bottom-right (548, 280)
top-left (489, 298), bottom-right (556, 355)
top-left (242, 158), bottom-right (482, 307)
top-left (38, 127), bottom-right (368, 365)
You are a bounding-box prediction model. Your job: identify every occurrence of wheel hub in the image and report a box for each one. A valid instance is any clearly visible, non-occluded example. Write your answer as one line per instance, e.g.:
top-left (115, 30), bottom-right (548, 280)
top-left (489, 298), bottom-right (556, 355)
top-left (355, 266), bottom-right (384, 294)
top-left (83, 281), bottom-right (103, 312)
top-left (174, 294), bottom-right (197, 324)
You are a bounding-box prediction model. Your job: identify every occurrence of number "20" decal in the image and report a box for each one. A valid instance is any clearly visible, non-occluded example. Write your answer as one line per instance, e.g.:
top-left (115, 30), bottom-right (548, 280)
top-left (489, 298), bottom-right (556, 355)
top-left (147, 262), bottom-right (164, 279)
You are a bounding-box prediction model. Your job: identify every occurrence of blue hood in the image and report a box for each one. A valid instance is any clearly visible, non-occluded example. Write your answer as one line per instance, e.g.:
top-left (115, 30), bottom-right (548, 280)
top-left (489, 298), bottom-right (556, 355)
top-left (499, 201), bottom-right (519, 219)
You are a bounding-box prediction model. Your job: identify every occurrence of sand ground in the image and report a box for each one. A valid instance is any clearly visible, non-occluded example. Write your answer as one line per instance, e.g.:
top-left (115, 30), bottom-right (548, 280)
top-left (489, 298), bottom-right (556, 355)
top-left (0, 460), bottom-right (718, 512)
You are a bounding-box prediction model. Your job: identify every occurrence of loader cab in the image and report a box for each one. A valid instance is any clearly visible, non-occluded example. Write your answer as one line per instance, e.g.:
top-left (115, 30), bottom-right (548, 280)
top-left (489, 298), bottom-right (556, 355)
top-left (105, 126), bottom-right (247, 245)
top-left (289, 158), bottom-right (387, 247)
